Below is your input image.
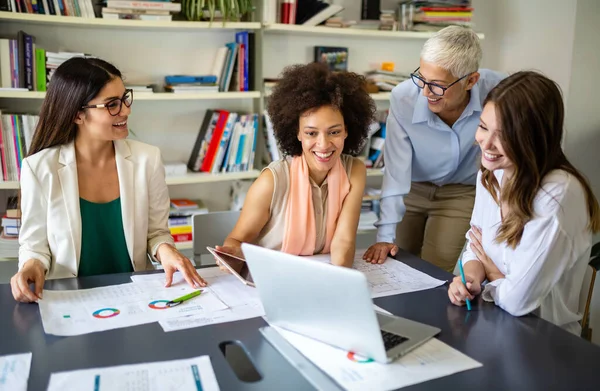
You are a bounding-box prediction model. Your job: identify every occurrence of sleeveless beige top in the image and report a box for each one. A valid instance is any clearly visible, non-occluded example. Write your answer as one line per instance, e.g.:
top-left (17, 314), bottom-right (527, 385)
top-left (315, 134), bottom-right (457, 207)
top-left (256, 154), bottom-right (354, 253)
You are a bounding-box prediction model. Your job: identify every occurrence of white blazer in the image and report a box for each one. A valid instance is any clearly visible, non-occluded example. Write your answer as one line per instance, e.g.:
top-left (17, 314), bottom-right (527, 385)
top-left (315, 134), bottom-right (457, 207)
top-left (18, 139), bottom-right (175, 279)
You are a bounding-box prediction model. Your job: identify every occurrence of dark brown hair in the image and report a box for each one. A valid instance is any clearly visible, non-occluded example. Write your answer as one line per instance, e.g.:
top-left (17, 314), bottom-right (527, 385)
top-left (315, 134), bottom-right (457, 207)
top-left (267, 62), bottom-right (376, 156)
top-left (481, 71), bottom-right (600, 247)
top-left (28, 57), bottom-right (122, 156)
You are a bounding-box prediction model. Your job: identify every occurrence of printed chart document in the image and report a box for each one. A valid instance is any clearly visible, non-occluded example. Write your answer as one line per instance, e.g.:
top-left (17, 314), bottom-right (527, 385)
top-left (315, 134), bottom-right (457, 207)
top-left (47, 355), bottom-right (220, 391)
top-left (275, 327), bottom-right (481, 391)
top-left (39, 281), bottom-right (228, 336)
top-left (0, 352), bottom-right (32, 391)
top-left (131, 268), bottom-right (265, 332)
top-left (307, 250), bottom-right (446, 298)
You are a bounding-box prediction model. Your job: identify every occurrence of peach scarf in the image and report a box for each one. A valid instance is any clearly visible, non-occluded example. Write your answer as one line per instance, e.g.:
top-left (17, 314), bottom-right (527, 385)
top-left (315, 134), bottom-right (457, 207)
top-left (281, 155), bottom-right (350, 255)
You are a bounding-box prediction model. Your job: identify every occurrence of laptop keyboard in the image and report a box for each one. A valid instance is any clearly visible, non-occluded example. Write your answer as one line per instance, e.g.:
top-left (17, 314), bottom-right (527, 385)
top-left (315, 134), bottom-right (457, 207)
top-left (381, 330), bottom-right (408, 351)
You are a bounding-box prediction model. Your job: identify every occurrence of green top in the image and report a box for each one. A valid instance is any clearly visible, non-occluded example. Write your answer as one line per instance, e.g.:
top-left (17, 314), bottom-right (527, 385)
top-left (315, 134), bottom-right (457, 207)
top-left (78, 197), bottom-right (133, 277)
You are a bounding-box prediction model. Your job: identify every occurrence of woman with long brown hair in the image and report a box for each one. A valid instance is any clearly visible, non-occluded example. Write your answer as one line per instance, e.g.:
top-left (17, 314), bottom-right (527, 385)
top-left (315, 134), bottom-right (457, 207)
top-left (448, 71), bottom-right (599, 335)
top-left (11, 57), bottom-right (206, 303)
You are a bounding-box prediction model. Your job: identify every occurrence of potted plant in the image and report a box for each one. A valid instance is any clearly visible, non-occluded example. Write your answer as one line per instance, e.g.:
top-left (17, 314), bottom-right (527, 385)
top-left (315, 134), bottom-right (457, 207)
top-left (182, 0), bottom-right (255, 23)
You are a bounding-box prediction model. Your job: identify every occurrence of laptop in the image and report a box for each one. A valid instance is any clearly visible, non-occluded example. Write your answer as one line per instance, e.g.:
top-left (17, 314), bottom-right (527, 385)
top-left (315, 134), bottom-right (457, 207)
top-left (206, 246), bottom-right (255, 287)
top-left (241, 243), bottom-right (441, 364)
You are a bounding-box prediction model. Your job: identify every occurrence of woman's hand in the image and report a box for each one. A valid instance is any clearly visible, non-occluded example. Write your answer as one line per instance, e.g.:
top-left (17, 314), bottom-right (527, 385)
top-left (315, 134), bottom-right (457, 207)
top-left (448, 275), bottom-right (482, 306)
top-left (156, 243), bottom-right (207, 288)
top-left (469, 226), bottom-right (505, 281)
top-left (362, 242), bottom-right (399, 264)
top-left (214, 245), bottom-right (244, 273)
top-left (10, 259), bottom-right (46, 303)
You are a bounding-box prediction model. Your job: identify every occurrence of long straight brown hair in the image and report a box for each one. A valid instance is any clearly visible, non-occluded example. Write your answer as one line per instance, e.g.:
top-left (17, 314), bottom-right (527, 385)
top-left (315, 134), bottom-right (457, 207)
top-left (27, 57), bottom-right (122, 157)
top-left (481, 71), bottom-right (600, 248)
top-left (19, 58), bottom-right (122, 210)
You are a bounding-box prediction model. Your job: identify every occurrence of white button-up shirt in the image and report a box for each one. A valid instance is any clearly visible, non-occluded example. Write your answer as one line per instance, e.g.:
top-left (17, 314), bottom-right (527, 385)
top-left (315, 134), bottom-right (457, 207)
top-left (463, 169), bottom-right (592, 335)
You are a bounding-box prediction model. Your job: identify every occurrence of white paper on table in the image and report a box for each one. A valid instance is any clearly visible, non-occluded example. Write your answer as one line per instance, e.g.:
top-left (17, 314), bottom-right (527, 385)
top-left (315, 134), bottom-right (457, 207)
top-left (47, 355), bottom-right (220, 391)
top-left (148, 268), bottom-right (265, 332)
top-left (305, 250), bottom-right (447, 298)
top-left (274, 327), bottom-right (481, 391)
top-left (38, 281), bottom-right (228, 336)
top-left (0, 352), bottom-right (32, 391)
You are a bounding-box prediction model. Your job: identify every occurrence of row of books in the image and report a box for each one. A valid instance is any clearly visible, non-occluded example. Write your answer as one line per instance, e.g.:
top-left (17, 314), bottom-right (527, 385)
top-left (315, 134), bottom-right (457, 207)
top-left (0, 0), bottom-right (96, 17)
top-left (262, 0), bottom-right (344, 26)
top-left (0, 112), bottom-right (37, 182)
top-left (0, 0), bottom-right (182, 18)
top-left (209, 31), bottom-right (254, 93)
top-left (0, 30), bottom-right (86, 91)
top-left (187, 110), bottom-right (259, 174)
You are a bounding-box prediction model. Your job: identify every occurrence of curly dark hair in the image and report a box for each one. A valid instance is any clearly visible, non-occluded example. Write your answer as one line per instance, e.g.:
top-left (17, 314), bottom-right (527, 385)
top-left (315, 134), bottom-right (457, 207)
top-left (267, 62), bottom-right (376, 157)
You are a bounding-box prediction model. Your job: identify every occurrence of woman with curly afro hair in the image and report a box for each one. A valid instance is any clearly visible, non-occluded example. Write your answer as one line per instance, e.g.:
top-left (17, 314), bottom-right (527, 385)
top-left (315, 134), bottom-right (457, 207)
top-left (217, 62), bottom-right (376, 267)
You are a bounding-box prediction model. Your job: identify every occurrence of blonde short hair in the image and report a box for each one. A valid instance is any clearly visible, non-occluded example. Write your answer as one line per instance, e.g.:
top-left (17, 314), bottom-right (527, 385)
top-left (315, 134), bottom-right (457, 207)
top-left (420, 26), bottom-right (482, 78)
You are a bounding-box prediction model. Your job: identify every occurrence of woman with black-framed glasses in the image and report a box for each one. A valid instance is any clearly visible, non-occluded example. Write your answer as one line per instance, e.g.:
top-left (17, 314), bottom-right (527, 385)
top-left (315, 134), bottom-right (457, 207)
top-left (363, 26), bottom-right (505, 272)
top-left (11, 57), bottom-right (207, 303)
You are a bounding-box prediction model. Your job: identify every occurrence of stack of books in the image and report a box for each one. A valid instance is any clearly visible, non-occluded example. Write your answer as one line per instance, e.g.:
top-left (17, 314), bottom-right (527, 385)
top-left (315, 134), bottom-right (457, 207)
top-left (0, 196), bottom-right (20, 259)
top-left (102, 0), bottom-right (181, 21)
top-left (410, 1), bottom-right (474, 30)
top-left (364, 69), bottom-right (410, 92)
top-left (163, 75), bottom-right (219, 94)
top-left (168, 199), bottom-right (208, 250)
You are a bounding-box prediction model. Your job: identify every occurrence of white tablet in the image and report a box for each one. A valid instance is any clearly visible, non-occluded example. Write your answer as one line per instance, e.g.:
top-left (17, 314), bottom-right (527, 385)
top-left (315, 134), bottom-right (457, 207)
top-left (206, 246), bottom-right (255, 287)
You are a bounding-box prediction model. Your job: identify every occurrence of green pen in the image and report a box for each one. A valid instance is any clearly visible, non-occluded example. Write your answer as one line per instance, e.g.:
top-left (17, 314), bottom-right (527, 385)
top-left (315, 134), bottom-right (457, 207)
top-left (166, 290), bottom-right (203, 307)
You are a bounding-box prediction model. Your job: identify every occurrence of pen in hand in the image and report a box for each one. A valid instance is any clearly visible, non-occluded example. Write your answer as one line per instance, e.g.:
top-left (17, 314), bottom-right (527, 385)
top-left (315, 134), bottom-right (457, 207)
top-left (458, 261), bottom-right (472, 311)
top-left (166, 290), bottom-right (203, 308)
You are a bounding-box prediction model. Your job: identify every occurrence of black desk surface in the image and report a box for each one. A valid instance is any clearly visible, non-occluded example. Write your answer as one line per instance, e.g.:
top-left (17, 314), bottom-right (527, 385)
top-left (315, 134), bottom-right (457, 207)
top-left (1, 250), bottom-right (600, 390)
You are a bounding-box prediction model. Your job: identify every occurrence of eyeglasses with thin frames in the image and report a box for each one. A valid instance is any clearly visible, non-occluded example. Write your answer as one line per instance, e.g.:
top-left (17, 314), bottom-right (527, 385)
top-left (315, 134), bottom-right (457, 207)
top-left (410, 67), bottom-right (472, 96)
top-left (81, 89), bottom-right (134, 116)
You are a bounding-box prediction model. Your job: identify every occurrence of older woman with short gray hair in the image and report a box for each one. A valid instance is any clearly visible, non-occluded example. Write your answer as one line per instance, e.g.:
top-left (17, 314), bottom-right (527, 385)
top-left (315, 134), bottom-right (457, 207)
top-left (363, 26), bottom-right (505, 271)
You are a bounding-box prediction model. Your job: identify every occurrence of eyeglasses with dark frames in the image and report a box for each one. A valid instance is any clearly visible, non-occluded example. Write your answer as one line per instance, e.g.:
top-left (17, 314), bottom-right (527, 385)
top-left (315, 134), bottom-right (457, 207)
top-left (410, 67), bottom-right (472, 97)
top-left (81, 89), bottom-right (134, 116)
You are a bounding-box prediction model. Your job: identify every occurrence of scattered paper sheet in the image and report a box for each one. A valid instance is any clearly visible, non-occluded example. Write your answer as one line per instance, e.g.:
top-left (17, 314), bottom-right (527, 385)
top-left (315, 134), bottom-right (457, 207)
top-left (39, 281), bottom-right (227, 336)
top-left (0, 352), bottom-right (32, 391)
top-left (275, 327), bottom-right (481, 391)
top-left (132, 269), bottom-right (265, 333)
top-left (307, 250), bottom-right (446, 298)
top-left (47, 355), bottom-right (220, 391)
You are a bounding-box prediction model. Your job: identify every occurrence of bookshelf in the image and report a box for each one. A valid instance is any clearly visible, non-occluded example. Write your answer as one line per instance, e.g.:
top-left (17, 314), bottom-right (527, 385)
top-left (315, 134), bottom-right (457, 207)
top-left (0, 6), bottom-right (482, 209)
top-left (263, 23), bottom-right (485, 40)
top-left (0, 90), bottom-right (262, 100)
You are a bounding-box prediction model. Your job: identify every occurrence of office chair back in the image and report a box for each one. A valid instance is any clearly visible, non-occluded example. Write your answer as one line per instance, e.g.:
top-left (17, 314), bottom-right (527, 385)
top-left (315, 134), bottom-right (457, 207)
top-left (579, 242), bottom-right (600, 340)
top-left (192, 211), bottom-right (241, 265)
